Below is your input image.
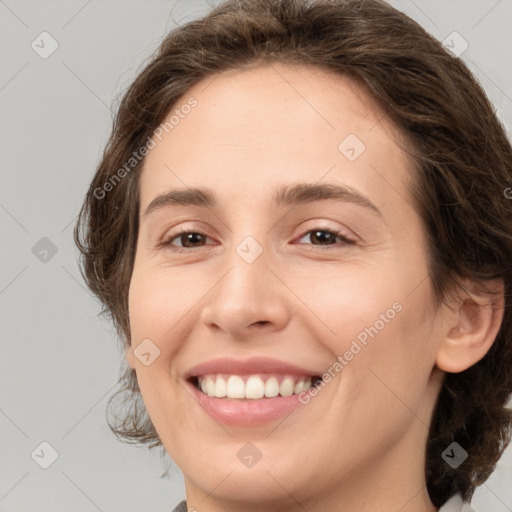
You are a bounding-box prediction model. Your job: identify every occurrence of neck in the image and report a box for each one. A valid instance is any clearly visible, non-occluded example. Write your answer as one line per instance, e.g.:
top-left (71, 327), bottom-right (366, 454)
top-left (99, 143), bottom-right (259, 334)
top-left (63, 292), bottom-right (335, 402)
top-left (182, 370), bottom-right (444, 512)
top-left (183, 438), bottom-right (439, 512)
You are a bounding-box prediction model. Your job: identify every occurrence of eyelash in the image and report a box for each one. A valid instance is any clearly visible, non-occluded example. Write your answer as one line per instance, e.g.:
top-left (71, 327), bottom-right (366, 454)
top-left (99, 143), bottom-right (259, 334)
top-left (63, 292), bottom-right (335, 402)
top-left (159, 227), bottom-right (356, 253)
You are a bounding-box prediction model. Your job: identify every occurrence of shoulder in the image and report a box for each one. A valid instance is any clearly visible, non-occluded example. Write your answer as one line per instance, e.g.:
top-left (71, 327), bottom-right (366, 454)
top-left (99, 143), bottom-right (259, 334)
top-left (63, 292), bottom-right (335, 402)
top-left (171, 500), bottom-right (188, 512)
top-left (439, 493), bottom-right (476, 512)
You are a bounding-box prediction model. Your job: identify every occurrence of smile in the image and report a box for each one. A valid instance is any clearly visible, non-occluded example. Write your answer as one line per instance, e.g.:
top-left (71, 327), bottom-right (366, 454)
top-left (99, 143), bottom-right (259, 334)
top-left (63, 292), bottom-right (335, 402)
top-left (195, 373), bottom-right (317, 399)
top-left (184, 357), bottom-right (324, 425)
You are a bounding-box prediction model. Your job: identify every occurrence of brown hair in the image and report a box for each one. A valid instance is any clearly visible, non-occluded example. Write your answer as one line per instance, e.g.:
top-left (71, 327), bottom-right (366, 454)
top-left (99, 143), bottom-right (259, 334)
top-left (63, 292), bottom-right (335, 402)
top-left (74, 0), bottom-right (512, 507)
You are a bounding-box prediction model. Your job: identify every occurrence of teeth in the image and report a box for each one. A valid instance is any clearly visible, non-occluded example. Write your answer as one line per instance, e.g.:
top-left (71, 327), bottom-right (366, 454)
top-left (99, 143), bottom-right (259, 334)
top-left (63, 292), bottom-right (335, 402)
top-left (226, 375), bottom-right (245, 398)
top-left (293, 379), bottom-right (310, 394)
top-left (264, 376), bottom-right (279, 398)
top-left (197, 374), bottom-right (313, 399)
top-left (214, 376), bottom-right (227, 398)
top-left (206, 376), bottom-right (215, 397)
top-left (280, 377), bottom-right (294, 397)
top-left (246, 376), bottom-right (265, 399)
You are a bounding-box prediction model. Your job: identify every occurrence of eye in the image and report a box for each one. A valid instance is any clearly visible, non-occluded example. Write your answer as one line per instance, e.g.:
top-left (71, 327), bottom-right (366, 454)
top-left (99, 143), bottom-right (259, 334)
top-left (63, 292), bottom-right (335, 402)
top-left (160, 230), bottom-right (215, 252)
top-left (294, 228), bottom-right (356, 248)
top-left (159, 226), bottom-right (356, 253)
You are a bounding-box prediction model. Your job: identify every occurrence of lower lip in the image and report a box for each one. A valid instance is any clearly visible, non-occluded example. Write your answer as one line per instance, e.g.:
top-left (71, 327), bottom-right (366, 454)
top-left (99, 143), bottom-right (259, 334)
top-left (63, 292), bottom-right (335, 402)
top-left (186, 380), bottom-right (305, 426)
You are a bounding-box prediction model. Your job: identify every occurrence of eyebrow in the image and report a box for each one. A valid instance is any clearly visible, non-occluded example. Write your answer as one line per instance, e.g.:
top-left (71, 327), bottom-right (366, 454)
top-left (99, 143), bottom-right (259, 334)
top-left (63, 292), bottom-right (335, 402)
top-left (143, 182), bottom-right (383, 218)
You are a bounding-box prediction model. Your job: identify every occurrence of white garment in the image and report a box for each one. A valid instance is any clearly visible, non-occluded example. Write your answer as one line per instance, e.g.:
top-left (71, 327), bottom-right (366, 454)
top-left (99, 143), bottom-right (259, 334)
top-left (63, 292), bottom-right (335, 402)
top-left (438, 493), bottom-right (476, 512)
top-left (172, 492), bottom-right (477, 511)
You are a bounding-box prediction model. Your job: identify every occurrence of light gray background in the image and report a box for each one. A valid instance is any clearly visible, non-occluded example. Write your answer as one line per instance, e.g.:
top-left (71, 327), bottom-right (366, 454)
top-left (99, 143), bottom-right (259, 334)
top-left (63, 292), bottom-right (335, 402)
top-left (1, 0), bottom-right (511, 511)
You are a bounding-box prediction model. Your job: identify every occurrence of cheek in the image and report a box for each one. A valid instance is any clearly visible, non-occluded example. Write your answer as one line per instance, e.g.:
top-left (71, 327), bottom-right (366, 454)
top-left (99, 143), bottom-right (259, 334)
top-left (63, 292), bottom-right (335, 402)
top-left (301, 264), bottom-right (401, 345)
top-left (308, 258), bottom-right (434, 388)
top-left (343, 280), bottom-right (437, 411)
top-left (128, 264), bottom-right (197, 340)
top-left (126, 268), bottom-right (189, 433)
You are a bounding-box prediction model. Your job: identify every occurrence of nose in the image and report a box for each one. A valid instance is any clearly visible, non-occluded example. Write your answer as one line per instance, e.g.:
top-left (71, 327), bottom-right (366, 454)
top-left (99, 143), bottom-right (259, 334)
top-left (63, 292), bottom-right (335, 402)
top-left (199, 239), bottom-right (291, 339)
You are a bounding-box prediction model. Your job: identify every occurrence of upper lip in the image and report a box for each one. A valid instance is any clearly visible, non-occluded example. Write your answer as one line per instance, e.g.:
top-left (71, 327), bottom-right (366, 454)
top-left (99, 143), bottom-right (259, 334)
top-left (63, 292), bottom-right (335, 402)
top-left (185, 356), bottom-right (321, 379)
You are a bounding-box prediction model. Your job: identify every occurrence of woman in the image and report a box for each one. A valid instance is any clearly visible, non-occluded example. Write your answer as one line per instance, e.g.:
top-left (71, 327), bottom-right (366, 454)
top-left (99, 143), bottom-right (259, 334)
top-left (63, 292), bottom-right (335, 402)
top-left (74, 0), bottom-right (512, 510)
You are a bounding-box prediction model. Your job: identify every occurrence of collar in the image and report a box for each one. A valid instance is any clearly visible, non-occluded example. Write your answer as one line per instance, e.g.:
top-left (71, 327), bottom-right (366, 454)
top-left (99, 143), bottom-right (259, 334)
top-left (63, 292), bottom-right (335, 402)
top-left (439, 493), bottom-right (476, 512)
top-left (172, 493), bottom-right (476, 512)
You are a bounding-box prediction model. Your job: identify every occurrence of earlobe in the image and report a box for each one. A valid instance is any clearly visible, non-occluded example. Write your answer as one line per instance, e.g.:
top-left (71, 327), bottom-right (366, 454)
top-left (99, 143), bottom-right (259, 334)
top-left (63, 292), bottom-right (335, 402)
top-left (125, 344), bottom-right (136, 370)
top-left (435, 278), bottom-right (505, 374)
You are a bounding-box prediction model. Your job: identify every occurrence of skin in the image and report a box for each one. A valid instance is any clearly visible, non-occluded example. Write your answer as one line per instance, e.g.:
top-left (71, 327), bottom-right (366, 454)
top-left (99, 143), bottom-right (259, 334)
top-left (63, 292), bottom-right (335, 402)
top-left (125, 63), bottom-right (504, 512)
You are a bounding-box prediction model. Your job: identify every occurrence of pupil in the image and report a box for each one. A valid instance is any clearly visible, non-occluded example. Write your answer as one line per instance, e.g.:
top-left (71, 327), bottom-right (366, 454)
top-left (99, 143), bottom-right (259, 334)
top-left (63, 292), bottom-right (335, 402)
top-left (314, 230), bottom-right (332, 244)
top-left (184, 233), bottom-right (203, 246)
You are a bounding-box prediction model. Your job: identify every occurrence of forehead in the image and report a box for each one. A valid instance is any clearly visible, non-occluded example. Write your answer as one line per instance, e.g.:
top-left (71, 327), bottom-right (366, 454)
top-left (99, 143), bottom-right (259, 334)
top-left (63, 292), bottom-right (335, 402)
top-left (139, 62), bottom-right (413, 211)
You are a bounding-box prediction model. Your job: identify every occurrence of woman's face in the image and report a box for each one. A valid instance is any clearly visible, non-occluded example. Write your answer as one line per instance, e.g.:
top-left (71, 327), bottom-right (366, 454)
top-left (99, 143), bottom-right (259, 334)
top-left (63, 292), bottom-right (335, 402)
top-left (126, 63), bottom-right (446, 511)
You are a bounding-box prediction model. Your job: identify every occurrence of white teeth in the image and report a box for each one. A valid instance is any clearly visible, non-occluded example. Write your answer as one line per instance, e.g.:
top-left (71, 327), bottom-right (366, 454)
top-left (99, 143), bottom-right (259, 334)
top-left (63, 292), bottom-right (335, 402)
top-left (226, 375), bottom-right (245, 398)
top-left (246, 375), bottom-right (265, 399)
top-left (264, 376), bottom-right (279, 398)
top-left (279, 377), bottom-right (294, 397)
top-left (197, 374), bottom-right (313, 399)
top-left (206, 376), bottom-right (215, 397)
top-left (293, 379), bottom-right (310, 394)
top-left (214, 376), bottom-right (227, 398)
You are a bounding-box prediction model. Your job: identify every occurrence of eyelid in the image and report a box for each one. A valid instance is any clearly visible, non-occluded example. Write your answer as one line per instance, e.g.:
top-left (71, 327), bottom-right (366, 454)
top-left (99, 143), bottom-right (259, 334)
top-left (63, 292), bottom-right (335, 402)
top-left (293, 225), bottom-right (357, 246)
top-left (159, 227), bottom-right (216, 251)
top-left (158, 222), bottom-right (358, 253)
top-left (292, 217), bottom-right (358, 240)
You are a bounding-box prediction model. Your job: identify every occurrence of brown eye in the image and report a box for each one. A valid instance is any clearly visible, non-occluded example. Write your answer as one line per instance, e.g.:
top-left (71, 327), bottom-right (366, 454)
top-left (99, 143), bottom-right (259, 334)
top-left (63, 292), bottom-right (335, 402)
top-left (161, 230), bottom-right (213, 251)
top-left (296, 228), bottom-right (356, 248)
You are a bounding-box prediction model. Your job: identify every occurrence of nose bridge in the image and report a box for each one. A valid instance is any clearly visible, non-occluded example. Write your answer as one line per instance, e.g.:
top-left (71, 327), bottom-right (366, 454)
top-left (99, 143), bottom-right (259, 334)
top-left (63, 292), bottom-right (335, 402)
top-left (199, 230), bottom-right (289, 334)
top-left (217, 233), bottom-right (272, 311)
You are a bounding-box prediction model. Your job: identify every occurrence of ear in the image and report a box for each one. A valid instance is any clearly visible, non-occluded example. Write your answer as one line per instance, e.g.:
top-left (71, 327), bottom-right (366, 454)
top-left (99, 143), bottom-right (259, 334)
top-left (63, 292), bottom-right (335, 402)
top-left (125, 342), bottom-right (136, 370)
top-left (435, 278), bottom-right (505, 373)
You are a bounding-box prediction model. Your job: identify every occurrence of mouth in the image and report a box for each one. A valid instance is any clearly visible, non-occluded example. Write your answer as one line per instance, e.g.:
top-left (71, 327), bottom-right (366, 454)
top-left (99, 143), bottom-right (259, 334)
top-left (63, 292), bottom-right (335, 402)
top-left (189, 373), bottom-right (322, 400)
top-left (184, 356), bottom-right (325, 425)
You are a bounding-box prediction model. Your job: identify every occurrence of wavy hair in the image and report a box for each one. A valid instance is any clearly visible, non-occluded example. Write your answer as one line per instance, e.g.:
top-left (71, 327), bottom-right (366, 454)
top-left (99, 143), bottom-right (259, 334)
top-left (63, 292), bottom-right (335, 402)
top-left (74, 0), bottom-right (512, 507)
